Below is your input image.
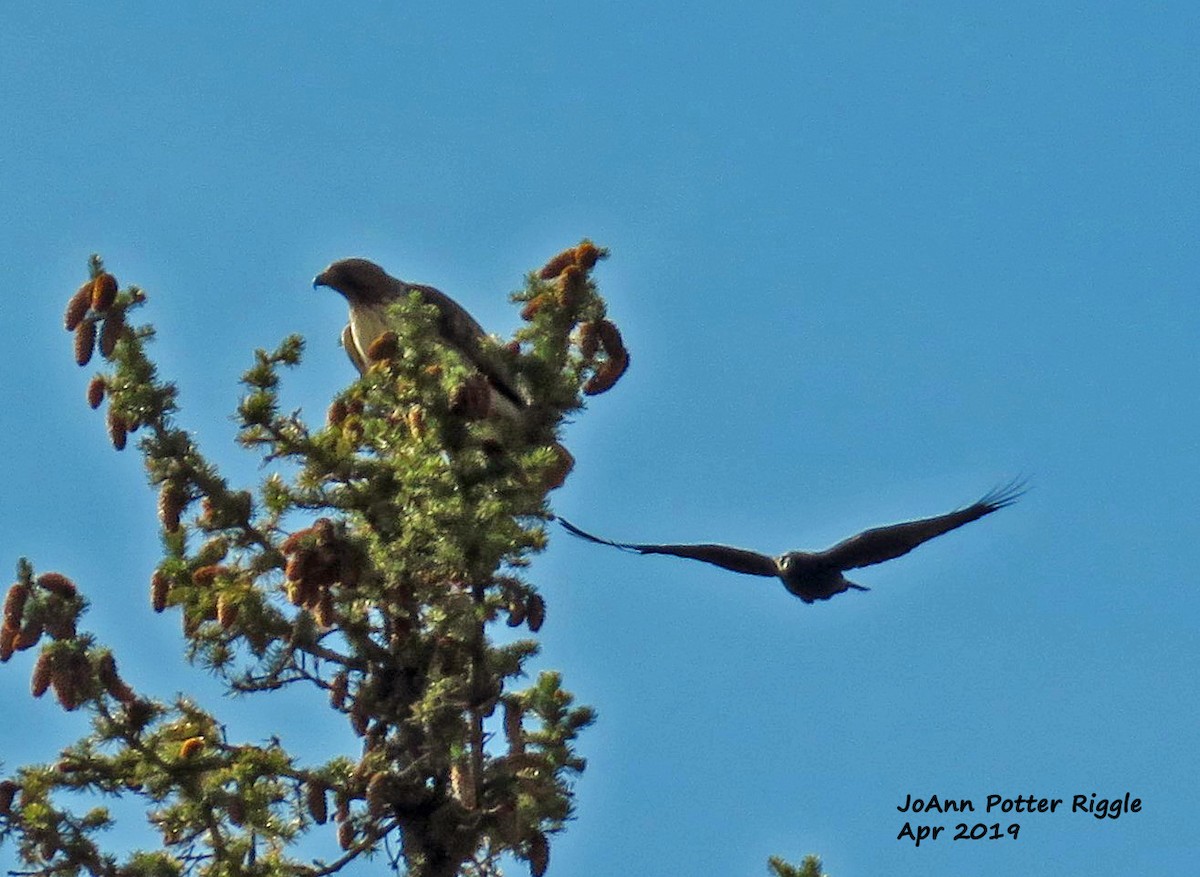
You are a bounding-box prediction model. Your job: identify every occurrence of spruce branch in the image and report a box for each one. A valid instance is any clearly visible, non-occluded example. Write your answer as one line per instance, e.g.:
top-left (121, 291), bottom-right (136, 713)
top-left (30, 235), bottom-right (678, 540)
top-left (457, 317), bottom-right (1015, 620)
top-left (4, 242), bottom-right (625, 877)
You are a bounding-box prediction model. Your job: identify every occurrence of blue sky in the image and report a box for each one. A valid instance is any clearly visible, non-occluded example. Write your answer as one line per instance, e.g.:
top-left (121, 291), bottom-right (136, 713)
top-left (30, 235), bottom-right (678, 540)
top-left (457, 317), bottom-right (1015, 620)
top-left (2, 3), bottom-right (1198, 875)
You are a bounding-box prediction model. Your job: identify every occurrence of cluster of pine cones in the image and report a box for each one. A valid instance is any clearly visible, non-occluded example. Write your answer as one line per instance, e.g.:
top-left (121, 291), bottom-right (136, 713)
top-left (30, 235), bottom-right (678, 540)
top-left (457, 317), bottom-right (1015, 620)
top-left (2, 574), bottom-right (77, 662)
top-left (64, 270), bottom-right (140, 450)
top-left (282, 518), bottom-right (363, 628)
top-left (524, 241), bottom-right (630, 397)
top-left (3, 573), bottom-right (136, 710)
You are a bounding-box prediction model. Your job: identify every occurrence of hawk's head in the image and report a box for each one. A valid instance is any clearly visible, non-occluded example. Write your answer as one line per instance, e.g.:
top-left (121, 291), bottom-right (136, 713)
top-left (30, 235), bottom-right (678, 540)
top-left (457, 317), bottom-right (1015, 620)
top-left (313, 258), bottom-right (402, 305)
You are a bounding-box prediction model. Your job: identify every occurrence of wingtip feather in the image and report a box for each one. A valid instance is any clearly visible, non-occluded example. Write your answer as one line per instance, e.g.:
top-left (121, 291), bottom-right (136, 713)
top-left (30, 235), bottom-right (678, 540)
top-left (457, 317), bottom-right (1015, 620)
top-left (555, 516), bottom-right (642, 553)
top-left (978, 476), bottom-right (1030, 511)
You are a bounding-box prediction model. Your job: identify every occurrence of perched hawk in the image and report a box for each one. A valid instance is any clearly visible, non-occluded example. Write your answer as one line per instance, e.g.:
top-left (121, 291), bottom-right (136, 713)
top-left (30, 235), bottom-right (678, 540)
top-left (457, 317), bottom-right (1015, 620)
top-left (313, 258), bottom-right (525, 418)
top-left (558, 480), bottom-right (1025, 603)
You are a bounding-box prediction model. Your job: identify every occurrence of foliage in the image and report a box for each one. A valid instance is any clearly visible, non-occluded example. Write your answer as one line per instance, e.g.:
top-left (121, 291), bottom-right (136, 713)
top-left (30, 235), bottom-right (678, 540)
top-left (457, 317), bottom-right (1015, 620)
top-left (1, 243), bottom-right (624, 877)
top-left (767, 855), bottom-right (828, 877)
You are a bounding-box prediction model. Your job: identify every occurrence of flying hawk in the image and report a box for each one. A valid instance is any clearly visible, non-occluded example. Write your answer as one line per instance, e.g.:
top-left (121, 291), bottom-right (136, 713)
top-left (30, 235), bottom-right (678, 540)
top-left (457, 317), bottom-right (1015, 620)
top-left (313, 258), bottom-right (525, 418)
top-left (558, 481), bottom-right (1025, 602)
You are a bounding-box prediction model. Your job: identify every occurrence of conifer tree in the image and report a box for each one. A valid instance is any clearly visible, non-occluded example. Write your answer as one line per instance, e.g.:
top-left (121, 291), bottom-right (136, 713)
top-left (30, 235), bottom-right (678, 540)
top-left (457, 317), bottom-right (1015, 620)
top-left (1, 243), bottom-right (626, 877)
top-left (1, 245), bottom-right (826, 877)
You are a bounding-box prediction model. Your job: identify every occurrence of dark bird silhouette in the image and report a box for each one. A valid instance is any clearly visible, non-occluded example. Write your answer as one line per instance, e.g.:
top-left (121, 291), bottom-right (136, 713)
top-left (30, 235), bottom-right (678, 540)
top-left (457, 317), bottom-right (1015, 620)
top-left (557, 480), bottom-right (1026, 603)
top-left (313, 258), bottom-right (526, 418)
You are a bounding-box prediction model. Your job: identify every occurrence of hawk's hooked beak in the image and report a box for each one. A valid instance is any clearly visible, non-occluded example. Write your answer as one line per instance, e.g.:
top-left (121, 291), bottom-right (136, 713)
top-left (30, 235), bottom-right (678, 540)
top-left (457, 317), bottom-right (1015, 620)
top-left (312, 270), bottom-right (332, 290)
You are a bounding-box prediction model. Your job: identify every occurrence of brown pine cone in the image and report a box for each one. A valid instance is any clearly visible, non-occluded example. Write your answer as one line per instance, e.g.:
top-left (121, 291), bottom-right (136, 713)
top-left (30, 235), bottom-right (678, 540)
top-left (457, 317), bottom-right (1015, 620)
top-left (107, 408), bottom-right (128, 450)
top-left (217, 594), bottom-right (240, 629)
top-left (0, 624), bottom-right (15, 663)
top-left (64, 282), bottom-right (92, 331)
top-left (582, 348), bottom-right (629, 396)
top-left (306, 780), bottom-right (329, 824)
top-left (30, 650), bottom-right (53, 697)
top-left (280, 525), bottom-right (314, 556)
top-left (366, 330), bottom-right (400, 362)
top-left (150, 570), bottom-right (169, 613)
top-left (520, 293), bottom-right (551, 321)
top-left (575, 239), bottom-right (604, 271)
top-left (528, 831), bottom-right (550, 877)
top-left (96, 653), bottom-right (135, 703)
top-left (99, 313), bottom-right (125, 359)
top-left (91, 273), bottom-right (119, 311)
top-left (314, 587), bottom-right (335, 628)
top-left (13, 619), bottom-right (44, 651)
top-left (327, 398), bottom-right (349, 427)
top-left (158, 482), bottom-right (187, 533)
top-left (86, 376), bottom-right (106, 409)
top-left (44, 614), bottom-right (77, 641)
top-left (525, 594), bottom-right (546, 632)
top-left (451, 761), bottom-right (476, 810)
top-left (543, 443), bottom-right (575, 491)
top-left (50, 656), bottom-right (83, 711)
top-left (3, 583), bottom-right (29, 628)
top-left (558, 264), bottom-right (586, 309)
top-left (0, 780), bottom-right (18, 816)
top-left (595, 318), bottom-right (626, 358)
top-left (191, 565), bottom-right (227, 587)
top-left (74, 320), bottom-right (97, 366)
top-left (329, 670), bottom-right (349, 710)
top-left (578, 321), bottom-right (600, 359)
top-left (539, 247), bottom-right (578, 279)
top-left (37, 572), bottom-right (77, 599)
top-left (365, 771), bottom-right (391, 816)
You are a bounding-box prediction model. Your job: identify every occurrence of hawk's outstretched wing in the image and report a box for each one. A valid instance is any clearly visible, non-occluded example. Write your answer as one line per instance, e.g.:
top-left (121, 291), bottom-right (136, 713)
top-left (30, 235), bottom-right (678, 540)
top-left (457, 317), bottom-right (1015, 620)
top-left (819, 479), bottom-right (1027, 571)
top-left (557, 518), bottom-right (779, 578)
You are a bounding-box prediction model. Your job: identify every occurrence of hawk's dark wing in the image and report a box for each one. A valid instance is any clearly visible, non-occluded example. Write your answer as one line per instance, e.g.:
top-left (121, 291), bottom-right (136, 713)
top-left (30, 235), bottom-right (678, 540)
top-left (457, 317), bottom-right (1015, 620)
top-left (405, 281), bottom-right (526, 409)
top-left (819, 479), bottom-right (1026, 571)
top-left (340, 324), bottom-right (369, 374)
top-left (557, 518), bottom-right (779, 578)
